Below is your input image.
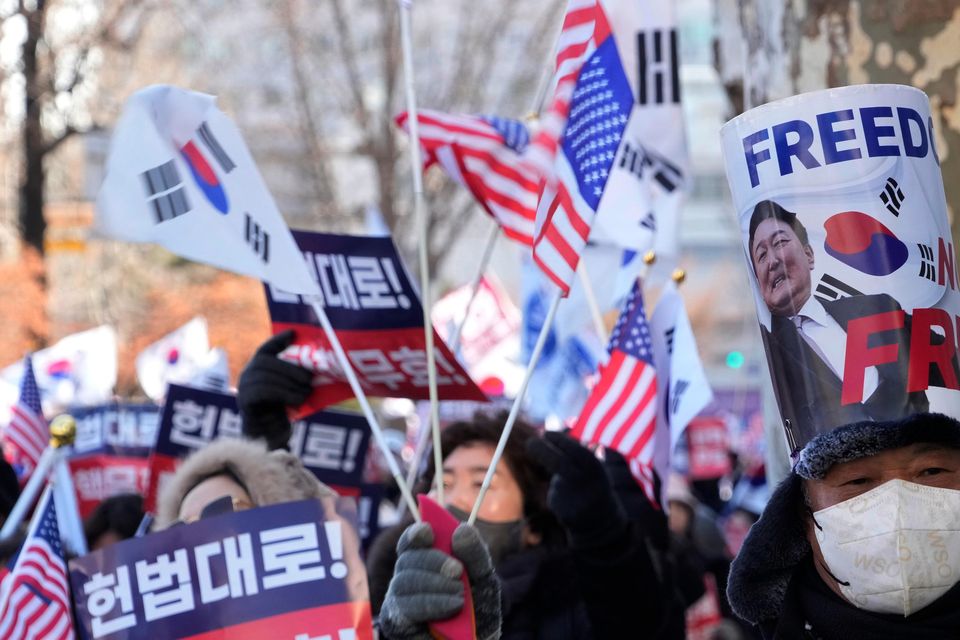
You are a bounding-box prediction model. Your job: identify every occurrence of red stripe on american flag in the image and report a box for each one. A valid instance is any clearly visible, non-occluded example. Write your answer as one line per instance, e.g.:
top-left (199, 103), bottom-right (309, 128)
top-left (398, 110), bottom-right (539, 248)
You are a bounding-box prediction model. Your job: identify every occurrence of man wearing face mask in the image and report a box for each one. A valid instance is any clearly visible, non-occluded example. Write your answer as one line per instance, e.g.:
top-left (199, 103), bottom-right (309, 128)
top-left (727, 412), bottom-right (960, 638)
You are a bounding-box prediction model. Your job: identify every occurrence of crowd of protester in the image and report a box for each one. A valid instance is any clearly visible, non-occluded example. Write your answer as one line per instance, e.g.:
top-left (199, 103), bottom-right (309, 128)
top-left (2, 328), bottom-right (959, 640)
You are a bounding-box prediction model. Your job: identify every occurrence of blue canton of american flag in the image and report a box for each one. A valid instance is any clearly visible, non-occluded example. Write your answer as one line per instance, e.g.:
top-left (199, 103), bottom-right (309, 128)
top-left (562, 39), bottom-right (632, 208)
top-left (4, 356), bottom-right (48, 481)
top-left (0, 486), bottom-right (74, 639)
top-left (481, 117), bottom-right (530, 153)
top-left (572, 280), bottom-right (659, 465)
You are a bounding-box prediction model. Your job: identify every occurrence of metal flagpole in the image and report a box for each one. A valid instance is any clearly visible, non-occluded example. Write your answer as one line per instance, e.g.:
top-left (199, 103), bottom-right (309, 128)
top-left (468, 290), bottom-right (563, 525)
top-left (577, 260), bottom-right (608, 343)
top-left (308, 297), bottom-right (421, 521)
top-left (399, 0), bottom-right (444, 504)
top-left (0, 447), bottom-right (56, 539)
top-left (395, 412), bottom-right (433, 521)
top-left (448, 221), bottom-right (500, 356)
top-left (48, 415), bottom-right (86, 554)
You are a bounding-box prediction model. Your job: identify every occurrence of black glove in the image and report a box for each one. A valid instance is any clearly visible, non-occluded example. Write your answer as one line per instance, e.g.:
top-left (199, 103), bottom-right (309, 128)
top-left (526, 431), bottom-right (627, 550)
top-left (237, 330), bottom-right (313, 450)
top-left (379, 522), bottom-right (501, 640)
top-left (603, 449), bottom-right (669, 550)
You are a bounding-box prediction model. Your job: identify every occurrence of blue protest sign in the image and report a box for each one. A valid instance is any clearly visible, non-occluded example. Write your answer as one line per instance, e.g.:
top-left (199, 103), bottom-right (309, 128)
top-left (70, 499), bottom-right (373, 640)
top-left (146, 385), bottom-right (371, 511)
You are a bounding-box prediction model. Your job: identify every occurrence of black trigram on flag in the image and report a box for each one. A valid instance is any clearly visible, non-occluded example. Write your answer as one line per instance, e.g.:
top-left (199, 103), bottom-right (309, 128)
top-left (671, 379), bottom-right (689, 415)
top-left (640, 212), bottom-right (656, 232)
top-left (245, 213), bottom-right (270, 263)
top-left (637, 29), bottom-right (681, 106)
top-left (197, 122), bottom-right (236, 174)
top-left (814, 273), bottom-right (863, 304)
top-left (879, 177), bottom-right (905, 216)
top-left (619, 142), bottom-right (683, 193)
top-left (141, 160), bottom-right (191, 223)
top-left (918, 243), bottom-right (936, 281)
top-left (664, 326), bottom-right (676, 356)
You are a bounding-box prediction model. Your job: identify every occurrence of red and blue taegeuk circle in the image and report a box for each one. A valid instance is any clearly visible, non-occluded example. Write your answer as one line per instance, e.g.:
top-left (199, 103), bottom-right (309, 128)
top-left (180, 141), bottom-right (229, 214)
top-left (823, 211), bottom-right (908, 276)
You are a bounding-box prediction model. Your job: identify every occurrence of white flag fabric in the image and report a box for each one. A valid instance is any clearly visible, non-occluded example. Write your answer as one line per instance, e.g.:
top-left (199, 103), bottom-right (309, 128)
top-left (188, 347), bottom-right (231, 393)
top-left (649, 282), bottom-right (712, 490)
top-left (136, 317), bottom-right (211, 401)
top-left (0, 326), bottom-right (118, 410)
top-left (95, 85), bottom-right (319, 295)
top-left (589, 1), bottom-right (689, 264)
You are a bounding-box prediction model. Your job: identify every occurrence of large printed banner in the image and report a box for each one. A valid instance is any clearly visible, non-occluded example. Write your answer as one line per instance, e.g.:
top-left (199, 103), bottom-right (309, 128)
top-left (69, 403), bottom-right (160, 518)
top-left (146, 385), bottom-right (371, 513)
top-left (70, 499), bottom-right (373, 640)
top-left (266, 231), bottom-right (486, 415)
top-left (721, 85), bottom-right (960, 454)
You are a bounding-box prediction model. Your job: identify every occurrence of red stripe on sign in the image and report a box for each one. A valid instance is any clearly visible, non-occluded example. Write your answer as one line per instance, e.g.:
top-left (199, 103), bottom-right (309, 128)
top-left (182, 602), bottom-right (374, 640)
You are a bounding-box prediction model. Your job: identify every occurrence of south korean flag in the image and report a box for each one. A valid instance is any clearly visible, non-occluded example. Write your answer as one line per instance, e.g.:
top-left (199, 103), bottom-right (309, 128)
top-left (95, 85), bottom-right (319, 296)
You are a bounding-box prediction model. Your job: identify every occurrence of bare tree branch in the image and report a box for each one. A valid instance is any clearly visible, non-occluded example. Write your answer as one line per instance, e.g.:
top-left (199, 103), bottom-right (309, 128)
top-left (275, 0), bottom-right (339, 217)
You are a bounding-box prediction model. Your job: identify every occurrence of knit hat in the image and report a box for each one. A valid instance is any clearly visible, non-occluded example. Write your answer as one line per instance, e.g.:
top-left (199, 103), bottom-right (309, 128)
top-left (794, 412), bottom-right (960, 479)
top-left (155, 438), bottom-right (336, 529)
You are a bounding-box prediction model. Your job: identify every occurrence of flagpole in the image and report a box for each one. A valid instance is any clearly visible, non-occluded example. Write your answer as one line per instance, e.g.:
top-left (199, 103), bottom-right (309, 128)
top-left (307, 297), bottom-right (421, 521)
top-left (399, 0), bottom-right (445, 504)
top-left (448, 221), bottom-right (500, 356)
top-left (468, 290), bottom-right (563, 525)
top-left (0, 447), bottom-right (56, 539)
top-left (577, 260), bottom-right (608, 343)
top-left (396, 411), bottom-right (433, 521)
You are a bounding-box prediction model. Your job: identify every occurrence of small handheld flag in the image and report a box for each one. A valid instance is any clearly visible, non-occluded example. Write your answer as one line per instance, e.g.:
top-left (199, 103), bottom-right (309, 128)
top-left (0, 485), bottom-right (74, 639)
top-left (4, 356), bottom-right (47, 482)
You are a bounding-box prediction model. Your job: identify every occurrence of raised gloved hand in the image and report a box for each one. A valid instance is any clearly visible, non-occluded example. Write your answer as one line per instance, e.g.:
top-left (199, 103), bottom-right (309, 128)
top-left (526, 431), bottom-right (627, 550)
top-left (237, 330), bottom-right (313, 451)
top-left (379, 522), bottom-right (501, 640)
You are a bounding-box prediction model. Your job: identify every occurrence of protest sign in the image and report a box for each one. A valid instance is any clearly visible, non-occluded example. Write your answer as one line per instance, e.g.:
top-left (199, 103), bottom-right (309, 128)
top-left (722, 85), bottom-right (960, 454)
top-left (685, 416), bottom-right (733, 481)
top-left (266, 231), bottom-right (486, 415)
top-left (146, 385), bottom-right (371, 513)
top-left (70, 498), bottom-right (373, 640)
top-left (69, 403), bottom-right (160, 518)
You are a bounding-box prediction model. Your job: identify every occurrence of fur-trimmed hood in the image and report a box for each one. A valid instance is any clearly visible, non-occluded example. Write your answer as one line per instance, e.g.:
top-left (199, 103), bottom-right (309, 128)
top-left (727, 473), bottom-right (810, 625)
top-left (155, 438), bottom-right (335, 529)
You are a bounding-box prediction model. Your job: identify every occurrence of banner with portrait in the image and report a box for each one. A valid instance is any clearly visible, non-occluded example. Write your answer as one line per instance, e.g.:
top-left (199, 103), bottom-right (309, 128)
top-left (721, 85), bottom-right (960, 454)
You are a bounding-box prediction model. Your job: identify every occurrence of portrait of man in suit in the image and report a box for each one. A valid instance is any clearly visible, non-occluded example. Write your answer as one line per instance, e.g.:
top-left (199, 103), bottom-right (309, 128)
top-left (747, 200), bottom-right (930, 451)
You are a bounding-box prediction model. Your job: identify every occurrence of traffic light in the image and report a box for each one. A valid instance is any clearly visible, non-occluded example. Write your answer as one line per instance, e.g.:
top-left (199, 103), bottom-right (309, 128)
top-left (726, 350), bottom-right (745, 369)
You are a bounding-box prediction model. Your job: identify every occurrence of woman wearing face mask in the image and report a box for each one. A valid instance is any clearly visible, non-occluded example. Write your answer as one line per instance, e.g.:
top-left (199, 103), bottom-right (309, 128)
top-left (367, 413), bottom-right (666, 639)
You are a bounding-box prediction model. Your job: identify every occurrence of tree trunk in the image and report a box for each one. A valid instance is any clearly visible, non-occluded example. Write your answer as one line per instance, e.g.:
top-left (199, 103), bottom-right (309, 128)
top-left (19, 0), bottom-right (47, 256)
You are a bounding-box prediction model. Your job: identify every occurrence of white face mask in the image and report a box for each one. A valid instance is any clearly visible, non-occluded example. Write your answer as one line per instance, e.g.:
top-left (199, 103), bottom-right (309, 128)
top-left (812, 479), bottom-right (960, 616)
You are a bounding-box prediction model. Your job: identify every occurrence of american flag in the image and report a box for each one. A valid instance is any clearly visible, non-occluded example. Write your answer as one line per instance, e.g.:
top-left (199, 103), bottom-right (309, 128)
top-left (4, 356), bottom-right (48, 481)
top-left (396, 110), bottom-right (539, 246)
top-left (0, 486), bottom-right (74, 639)
top-left (531, 0), bottom-right (634, 294)
top-left (629, 459), bottom-right (660, 510)
top-left (572, 281), bottom-right (657, 464)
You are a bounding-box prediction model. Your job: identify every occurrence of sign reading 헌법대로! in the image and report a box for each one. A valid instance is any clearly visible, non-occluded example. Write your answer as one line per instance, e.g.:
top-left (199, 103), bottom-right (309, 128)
top-left (68, 403), bottom-right (159, 518)
top-left (721, 85), bottom-right (960, 455)
top-left (265, 231), bottom-right (487, 416)
top-left (70, 498), bottom-right (373, 640)
top-left (145, 385), bottom-right (370, 514)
